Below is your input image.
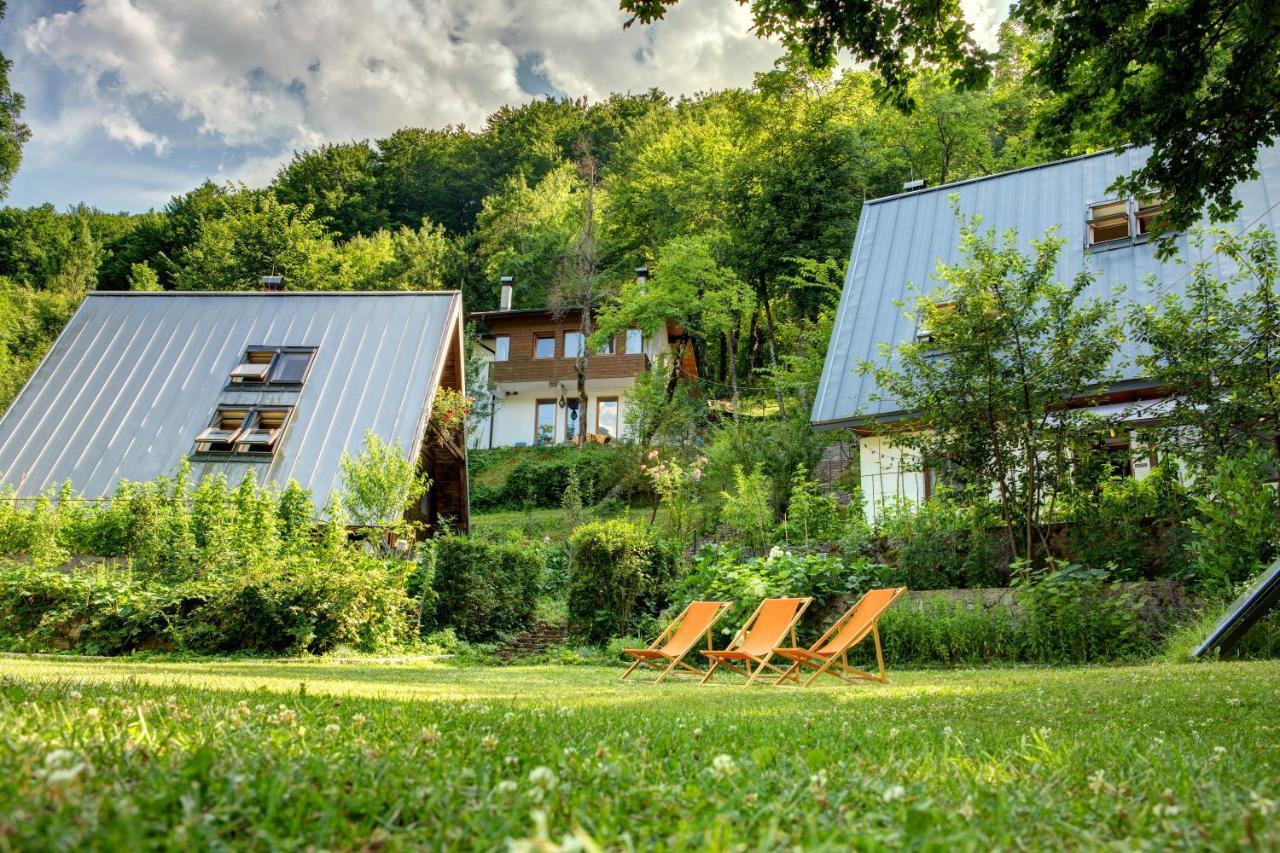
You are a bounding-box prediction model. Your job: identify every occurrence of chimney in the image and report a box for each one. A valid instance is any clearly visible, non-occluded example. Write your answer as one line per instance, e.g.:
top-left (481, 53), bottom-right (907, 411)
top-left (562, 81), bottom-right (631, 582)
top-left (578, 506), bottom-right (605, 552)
top-left (260, 274), bottom-right (285, 292)
top-left (499, 275), bottom-right (514, 311)
top-left (901, 178), bottom-right (927, 192)
top-left (635, 266), bottom-right (649, 288)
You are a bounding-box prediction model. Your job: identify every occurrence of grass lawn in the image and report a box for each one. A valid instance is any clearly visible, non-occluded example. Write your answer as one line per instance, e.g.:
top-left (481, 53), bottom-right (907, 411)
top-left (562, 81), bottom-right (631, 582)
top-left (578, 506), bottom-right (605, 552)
top-left (0, 658), bottom-right (1277, 849)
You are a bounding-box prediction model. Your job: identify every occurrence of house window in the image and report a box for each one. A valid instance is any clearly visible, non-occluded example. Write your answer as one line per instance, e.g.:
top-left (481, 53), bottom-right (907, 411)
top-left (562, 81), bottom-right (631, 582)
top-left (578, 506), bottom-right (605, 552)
top-left (625, 328), bottom-right (643, 355)
top-left (598, 335), bottom-right (615, 355)
top-left (1136, 198), bottom-right (1168, 236)
top-left (596, 397), bottom-right (619, 438)
top-left (535, 399), bottom-right (557, 445)
top-left (494, 335), bottom-right (510, 362)
top-left (534, 335), bottom-right (556, 359)
top-left (195, 405), bottom-right (292, 457)
top-left (229, 347), bottom-right (315, 386)
top-left (1099, 433), bottom-right (1134, 479)
top-left (1087, 200), bottom-right (1131, 246)
top-left (564, 331), bottom-right (584, 359)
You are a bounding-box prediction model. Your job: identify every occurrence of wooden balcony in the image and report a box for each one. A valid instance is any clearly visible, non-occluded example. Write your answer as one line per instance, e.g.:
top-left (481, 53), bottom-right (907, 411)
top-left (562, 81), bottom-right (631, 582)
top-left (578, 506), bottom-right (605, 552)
top-left (491, 352), bottom-right (649, 384)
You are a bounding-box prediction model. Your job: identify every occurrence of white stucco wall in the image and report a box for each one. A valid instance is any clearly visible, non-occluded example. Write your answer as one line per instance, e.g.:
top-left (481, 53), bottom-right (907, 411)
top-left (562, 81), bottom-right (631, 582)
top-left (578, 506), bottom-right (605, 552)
top-left (859, 428), bottom-right (1163, 523)
top-left (471, 378), bottom-right (635, 449)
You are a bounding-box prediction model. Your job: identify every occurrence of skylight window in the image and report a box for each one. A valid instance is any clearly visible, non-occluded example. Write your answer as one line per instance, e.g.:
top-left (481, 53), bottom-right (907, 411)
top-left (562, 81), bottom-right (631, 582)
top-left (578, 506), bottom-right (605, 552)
top-left (229, 347), bottom-right (316, 386)
top-left (1086, 200), bottom-right (1131, 246)
top-left (195, 405), bottom-right (293, 457)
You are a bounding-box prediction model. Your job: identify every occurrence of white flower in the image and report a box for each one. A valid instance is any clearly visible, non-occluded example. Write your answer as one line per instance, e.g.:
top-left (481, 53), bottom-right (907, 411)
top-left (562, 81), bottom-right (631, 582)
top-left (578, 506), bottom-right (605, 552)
top-left (711, 754), bottom-right (737, 778)
top-left (495, 780), bottom-right (518, 796)
top-left (528, 767), bottom-right (557, 789)
top-left (882, 785), bottom-right (907, 802)
top-left (324, 723), bottom-right (341, 735)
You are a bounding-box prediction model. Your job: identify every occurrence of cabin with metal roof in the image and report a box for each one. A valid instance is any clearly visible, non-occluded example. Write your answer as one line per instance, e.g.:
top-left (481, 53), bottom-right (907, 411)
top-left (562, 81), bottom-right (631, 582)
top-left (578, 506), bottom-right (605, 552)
top-left (0, 291), bottom-right (469, 533)
top-left (812, 145), bottom-right (1280, 519)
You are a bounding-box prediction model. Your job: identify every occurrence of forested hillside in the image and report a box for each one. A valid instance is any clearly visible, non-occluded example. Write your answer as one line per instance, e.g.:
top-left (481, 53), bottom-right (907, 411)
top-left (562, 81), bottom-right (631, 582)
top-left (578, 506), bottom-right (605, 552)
top-left (0, 34), bottom-right (1060, 412)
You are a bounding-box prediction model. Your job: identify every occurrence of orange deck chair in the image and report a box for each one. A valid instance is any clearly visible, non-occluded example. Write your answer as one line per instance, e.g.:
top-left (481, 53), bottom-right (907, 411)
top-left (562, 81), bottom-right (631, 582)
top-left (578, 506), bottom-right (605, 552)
top-left (620, 600), bottom-right (733, 683)
top-left (700, 597), bottom-right (813, 686)
top-left (773, 587), bottom-right (907, 687)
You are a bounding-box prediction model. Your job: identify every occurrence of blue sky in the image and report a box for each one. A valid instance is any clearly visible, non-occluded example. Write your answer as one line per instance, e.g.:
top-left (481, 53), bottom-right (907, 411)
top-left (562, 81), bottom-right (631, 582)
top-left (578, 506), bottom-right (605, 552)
top-left (2, 0), bottom-right (1005, 213)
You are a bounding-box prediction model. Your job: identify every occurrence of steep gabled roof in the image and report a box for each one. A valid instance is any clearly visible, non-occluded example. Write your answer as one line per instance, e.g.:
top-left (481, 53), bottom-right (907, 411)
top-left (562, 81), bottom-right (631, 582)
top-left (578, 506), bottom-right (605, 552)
top-left (812, 145), bottom-right (1280, 429)
top-left (0, 291), bottom-right (463, 509)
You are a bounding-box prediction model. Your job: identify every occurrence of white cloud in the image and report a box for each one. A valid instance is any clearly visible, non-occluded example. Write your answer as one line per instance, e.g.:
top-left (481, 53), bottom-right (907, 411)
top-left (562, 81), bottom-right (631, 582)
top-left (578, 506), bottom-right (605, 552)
top-left (100, 111), bottom-right (169, 154)
top-left (9, 0), bottom-right (1009, 207)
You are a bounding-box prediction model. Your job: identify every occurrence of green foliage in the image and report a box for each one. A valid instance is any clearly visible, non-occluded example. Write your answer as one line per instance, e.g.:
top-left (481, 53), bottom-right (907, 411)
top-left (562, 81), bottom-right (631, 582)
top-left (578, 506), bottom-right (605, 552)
top-left (879, 497), bottom-right (1005, 590)
top-left (472, 446), bottom-right (626, 511)
top-left (0, 0), bottom-right (27, 201)
top-left (1131, 228), bottom-right (1280, 473)
top-left (1184, 451), bottom-right (1280, 593)
top-left (1059, 466), bottom-right (1193, 582)
top-left (678, 545), bottom-right (889, 640)
top-left (719, 464), bottom-right (775, 551)
top-left (566, 519), bottom-right (673, 643)
top-left (430, 535), bottom-right (543, 642)
top-left (781, 464), bottom-right (841, 546)
top-left (878, 568), bottom-right (1154, 666)
top-left (338, 431), bottom-right (430, 528)
top-left (863, 210), bottom-right (1123, 561)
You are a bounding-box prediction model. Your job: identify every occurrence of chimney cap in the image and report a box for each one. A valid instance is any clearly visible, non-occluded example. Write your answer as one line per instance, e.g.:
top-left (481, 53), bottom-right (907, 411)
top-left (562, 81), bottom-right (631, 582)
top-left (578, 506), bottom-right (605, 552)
top-left (260, 274), bottom-right (285, 291)
top-left (500, 275), bottom-right (514, 284)
top-left (902, 178), bottom-right (927, 192)
top-left (635, 266), bottom-right (650, 279)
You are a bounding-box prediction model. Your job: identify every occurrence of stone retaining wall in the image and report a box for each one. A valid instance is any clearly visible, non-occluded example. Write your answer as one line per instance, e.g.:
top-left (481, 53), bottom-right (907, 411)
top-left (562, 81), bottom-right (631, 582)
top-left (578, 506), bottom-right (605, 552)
top-left (899, 579), bottom-right (1196, 625)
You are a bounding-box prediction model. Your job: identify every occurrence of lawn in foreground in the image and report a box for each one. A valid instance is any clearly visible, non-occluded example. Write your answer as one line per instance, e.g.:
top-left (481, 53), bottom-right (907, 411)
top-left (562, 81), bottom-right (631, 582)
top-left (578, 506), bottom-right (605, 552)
top-left (0, 658), bottom-right (1277, 849)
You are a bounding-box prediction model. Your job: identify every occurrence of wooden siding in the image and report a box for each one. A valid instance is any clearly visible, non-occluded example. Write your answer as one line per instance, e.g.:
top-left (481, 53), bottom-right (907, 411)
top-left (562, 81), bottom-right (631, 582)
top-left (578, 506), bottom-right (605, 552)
top-left (484, 313), bottom-right (650, 384)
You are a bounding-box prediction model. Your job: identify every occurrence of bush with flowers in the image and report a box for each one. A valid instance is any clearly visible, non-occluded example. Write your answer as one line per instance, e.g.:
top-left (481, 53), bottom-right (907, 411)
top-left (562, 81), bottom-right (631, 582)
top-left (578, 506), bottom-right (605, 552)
top-left (639, 449), bottom-right (707, 547)
top-left (430, 388), bottom-right (474, 435)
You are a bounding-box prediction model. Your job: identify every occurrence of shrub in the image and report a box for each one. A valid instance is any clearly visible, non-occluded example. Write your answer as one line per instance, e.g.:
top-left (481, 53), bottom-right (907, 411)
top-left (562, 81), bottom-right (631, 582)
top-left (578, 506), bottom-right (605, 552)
top-left (1014, 562), bottom-right (1153, 663)
top-left (719, 464), bottom-right (774, 551)
top-left (781, 465), bottom-right (842, 546)
top-left (185, 558), bottom-right (412, 654)
top-left (1060, 465), bottom-right (1192, 581)
top-left (879, 497), bottom-right (1005, 589)
top-left (678, 545), bottom-right (894, 642)
top-left (500, 449), bottom-right (623, 509)
top-left (1184, 451), bottom-right (1280, 593)
top-left (567, 520), bottom-right (674, 643)
top-left (875, 596), bottom-right (1022, 666)
top-left (339, 431), bottom-right (429, 530)
top-left (431, 535), bottom-right (543, 641)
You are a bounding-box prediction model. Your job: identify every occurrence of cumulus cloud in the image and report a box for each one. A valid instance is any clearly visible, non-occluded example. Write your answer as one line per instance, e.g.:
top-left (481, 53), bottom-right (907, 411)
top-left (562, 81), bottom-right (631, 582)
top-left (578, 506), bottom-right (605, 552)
top-left (8, 0), bottom-right (1008, 208)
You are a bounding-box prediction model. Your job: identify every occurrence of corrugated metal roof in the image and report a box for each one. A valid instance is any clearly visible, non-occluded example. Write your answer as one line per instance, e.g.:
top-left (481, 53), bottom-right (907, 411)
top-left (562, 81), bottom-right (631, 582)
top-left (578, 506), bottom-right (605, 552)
top-left (0, 291), bottom-right (463, 508)
top-left (812, 145), bottom-right (1280, 428)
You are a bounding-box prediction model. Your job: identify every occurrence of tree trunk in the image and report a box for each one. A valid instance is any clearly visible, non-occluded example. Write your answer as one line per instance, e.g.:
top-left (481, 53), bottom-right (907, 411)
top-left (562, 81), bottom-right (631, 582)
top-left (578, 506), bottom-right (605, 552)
top-left (762, 291), bottom-right (787, 418)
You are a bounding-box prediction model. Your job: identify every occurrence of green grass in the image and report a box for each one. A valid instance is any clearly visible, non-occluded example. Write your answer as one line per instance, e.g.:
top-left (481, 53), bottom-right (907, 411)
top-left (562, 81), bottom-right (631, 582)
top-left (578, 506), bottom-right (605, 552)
top-left (471, 504), bottom-right (667, 541)
top-left (0, 657), bottom-right (1277, 849)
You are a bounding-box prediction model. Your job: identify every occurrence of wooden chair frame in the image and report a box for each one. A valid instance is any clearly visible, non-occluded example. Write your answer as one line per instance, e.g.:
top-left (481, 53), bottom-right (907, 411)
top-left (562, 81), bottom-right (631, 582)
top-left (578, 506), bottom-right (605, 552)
top-left (700, 597), bottom-right (813, 686)
top-left (620, 600), bottom-right (733, 683)
top-left (774, 587), bottom-right (907, 688)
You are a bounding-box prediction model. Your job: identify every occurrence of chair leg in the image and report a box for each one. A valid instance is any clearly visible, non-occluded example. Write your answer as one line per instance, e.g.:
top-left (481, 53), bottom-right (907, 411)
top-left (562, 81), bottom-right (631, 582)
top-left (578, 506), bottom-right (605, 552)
top-left (700, 658), bottom-right (721, 685)
top-left (620, 657), bottom-right (644, 681)
top-left (873, 624), bottom-right (887, 683)
top-left (654, 655), bottom-right (682, 684)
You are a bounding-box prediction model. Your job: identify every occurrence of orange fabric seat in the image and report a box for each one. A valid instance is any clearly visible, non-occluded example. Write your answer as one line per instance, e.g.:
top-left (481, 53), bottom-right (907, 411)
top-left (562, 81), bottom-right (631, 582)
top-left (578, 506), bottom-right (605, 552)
top-left (774, 587), bottom-right (907, 687)
top-left (620, 600), bottom-right (733, 683)
top-left (700, 597), bottom-right (813, 686)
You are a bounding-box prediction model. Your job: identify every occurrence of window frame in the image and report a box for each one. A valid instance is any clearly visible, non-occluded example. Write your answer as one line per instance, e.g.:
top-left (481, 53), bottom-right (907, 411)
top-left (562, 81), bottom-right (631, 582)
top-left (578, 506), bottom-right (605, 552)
top-left (597, 335), bottom-right (615, 355)
top-left (227, 346), bottom-right (317, 388)
top-left (564, 397), bottom-right (581, 443)
top-left (624, 328), bottom-right (643, 355)
top-left (595, 396), bottom-right (619, 438)
top-left (194, 404), bottom-right (293, 459)
top-left (563, 330), bottom-right (584, 360)
top-left (533, 335), bottom-right (556, 360)
top-left (493, 335), bottom-right (510, 362)
top-left (1085, 198), bottom-right (1134, 250)
top-left (534, 398), bottom-right (557, 445)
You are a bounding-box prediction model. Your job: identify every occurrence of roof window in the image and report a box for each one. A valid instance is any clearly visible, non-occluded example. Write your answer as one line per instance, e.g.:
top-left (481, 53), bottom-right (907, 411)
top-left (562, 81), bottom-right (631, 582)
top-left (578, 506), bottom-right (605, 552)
top-left (1086, 200), bottom-right (1131, 246)
top-left (229, 347), bottom-right (316, 386)
top-left (195, 405), bottom-right (292, 457)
